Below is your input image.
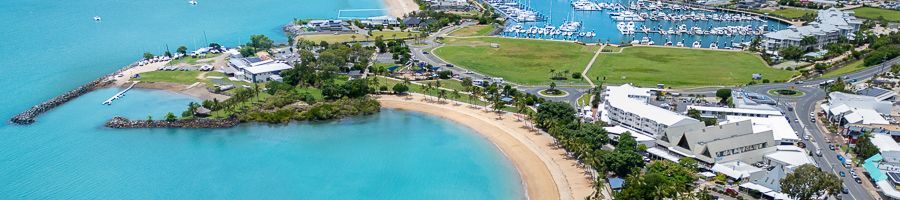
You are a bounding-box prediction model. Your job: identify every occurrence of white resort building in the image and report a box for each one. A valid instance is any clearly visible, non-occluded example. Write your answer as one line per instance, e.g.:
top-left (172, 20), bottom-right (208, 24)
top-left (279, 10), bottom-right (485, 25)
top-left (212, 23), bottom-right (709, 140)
top-left (763, 8), bottom-right (863, 53)
top-left (226, 56), bottom-right (292, 83)
top-left (602, 84), bottom-right (702, 137)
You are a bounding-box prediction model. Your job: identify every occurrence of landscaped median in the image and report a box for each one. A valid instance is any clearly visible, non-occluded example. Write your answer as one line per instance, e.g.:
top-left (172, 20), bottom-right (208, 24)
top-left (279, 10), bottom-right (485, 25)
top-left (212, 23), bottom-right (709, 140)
top-left (586, 46), bottom-right (798, 88)
top-left (433, 37), bottom-right (600, 85)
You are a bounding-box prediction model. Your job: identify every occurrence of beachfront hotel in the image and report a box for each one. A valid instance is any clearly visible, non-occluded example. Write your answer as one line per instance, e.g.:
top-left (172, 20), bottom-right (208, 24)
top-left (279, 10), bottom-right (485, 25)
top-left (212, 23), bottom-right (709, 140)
top-left (601, 84), bottom-right (702, 138)
top-left (762, 8), bottom-right (863, 53)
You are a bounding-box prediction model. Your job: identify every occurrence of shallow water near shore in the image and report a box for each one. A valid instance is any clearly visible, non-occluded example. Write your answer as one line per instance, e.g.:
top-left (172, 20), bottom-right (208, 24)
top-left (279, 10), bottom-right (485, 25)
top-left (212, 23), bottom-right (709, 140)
top-left (0, 89), bottom-right (524, 199)
top-left (0, 0), bottom-right (524, 199)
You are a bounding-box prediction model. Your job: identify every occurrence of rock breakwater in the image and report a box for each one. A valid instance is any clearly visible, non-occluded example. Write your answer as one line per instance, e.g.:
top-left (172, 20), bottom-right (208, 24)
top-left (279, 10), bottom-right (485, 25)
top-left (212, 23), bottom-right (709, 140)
top-left (105, 116), bottom-right (240, 128)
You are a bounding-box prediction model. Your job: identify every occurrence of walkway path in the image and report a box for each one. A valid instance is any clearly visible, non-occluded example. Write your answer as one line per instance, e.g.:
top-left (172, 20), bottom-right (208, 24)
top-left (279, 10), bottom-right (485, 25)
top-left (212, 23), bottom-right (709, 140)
top-left (582, 45), bottom-right (606, 88)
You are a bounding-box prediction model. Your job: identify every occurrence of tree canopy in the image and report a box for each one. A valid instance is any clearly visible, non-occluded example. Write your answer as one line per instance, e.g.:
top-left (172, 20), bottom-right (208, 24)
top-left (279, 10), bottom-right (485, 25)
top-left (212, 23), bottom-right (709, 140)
top-left (781, 164), bottom-right (842, 200)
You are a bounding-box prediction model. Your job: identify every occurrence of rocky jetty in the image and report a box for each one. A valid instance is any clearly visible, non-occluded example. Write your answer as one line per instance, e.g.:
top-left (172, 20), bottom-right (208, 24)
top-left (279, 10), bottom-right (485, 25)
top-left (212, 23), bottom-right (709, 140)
top-left (10, 78), bottom-right (114, 125)
top-left (105, 117), bottom-right (240, 129)
top-left (9, 62), bottom-right (140, 125)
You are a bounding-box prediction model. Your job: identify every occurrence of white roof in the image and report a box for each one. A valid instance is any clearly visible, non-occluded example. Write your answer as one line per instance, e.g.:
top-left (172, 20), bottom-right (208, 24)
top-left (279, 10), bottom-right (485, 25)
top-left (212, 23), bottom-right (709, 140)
top-left (712, 160), bottom-right (763, 179)
top-left (829, 104), bottom-right (851, 115)
top-left (877, 180), bottom-right (900, 199)
top-left (606, 91), bottom-right (695, 126)
top-left (765, 146), bottom-right (815, 167)
top-left (244, 63), bottom-right (292, 74)
top-left (829, 92), bottom-right (893, 114)
top-left (607, 126), bottom-right (656, 142)
top-left (726, 116), bottom-right (798, 142)
top-left (872, 134), bottom-right (900, 153)
top-left (606, 84), bottom-right (654, 100)
top-left (647, 147), bottom-right (679, 162)
top-left (740, 182), bottom-right (772, 193)
top-left (843, 109), bottom-right (889, 125)
top-left (688, 105), bottom-right (783, 116)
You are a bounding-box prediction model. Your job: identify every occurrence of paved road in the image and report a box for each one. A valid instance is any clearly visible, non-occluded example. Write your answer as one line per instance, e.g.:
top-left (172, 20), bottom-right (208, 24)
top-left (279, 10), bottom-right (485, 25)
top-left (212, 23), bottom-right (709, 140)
top-left (733, 57), bottom-right (899, 200)
top-left (409, 21), bottom-right (494, 84)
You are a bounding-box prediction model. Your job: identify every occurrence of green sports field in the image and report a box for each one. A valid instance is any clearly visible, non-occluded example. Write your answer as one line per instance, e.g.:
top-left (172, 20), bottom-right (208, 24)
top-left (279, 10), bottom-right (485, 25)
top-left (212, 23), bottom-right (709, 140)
top-left (586, 47), bottom-right (797, 88)
top-left (433, 37), bottom-right (600, 85)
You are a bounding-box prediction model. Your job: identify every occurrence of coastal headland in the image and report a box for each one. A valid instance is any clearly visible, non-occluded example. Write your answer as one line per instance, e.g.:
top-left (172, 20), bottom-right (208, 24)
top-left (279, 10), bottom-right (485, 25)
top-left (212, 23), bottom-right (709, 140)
top-left (378, 94), bottom-right (595, 200)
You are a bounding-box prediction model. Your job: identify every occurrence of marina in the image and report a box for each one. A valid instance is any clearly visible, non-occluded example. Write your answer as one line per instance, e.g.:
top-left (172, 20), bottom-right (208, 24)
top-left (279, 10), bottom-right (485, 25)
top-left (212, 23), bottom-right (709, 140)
top-left (493, 0), bottom-right (790, 49)
top-left (102, 82), bottom-right (137, 105)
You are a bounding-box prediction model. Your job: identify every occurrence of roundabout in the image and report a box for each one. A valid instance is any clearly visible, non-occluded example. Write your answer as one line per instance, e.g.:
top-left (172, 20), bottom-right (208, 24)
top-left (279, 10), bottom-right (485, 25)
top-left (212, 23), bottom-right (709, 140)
top-left (767, 88), bottom-right (805, 97)
top-left (538, 89), bottom-right (569, 97)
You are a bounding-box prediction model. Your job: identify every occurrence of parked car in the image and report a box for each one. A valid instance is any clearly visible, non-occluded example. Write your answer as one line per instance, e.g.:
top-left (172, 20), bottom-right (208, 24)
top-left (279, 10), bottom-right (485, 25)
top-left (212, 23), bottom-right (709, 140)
top-left (839, 171), bottom-right (846, 177)
top-left (816, 150), bottom-right (822, 157)
top-left (855, 177), bottom-right (862, 184)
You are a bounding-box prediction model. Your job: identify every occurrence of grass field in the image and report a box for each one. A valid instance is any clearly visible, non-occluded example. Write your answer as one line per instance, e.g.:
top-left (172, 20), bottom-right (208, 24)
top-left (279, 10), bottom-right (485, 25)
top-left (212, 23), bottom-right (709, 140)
top-left (586, 47), bottom-right (797, 88)
top-left (297, 31), bottom-right (417, 43)
top-left (448, 25), bottom-right (496, 37)
top-left (433, 37), bottom-right (600, 85)
top-left (134, 71), bottom-right (204, 84)
top-left (416, 79), bottom-right (468, 91)
top-left (852, 7), bottom-right (900, 22)
top-left (763, 8), bottom-right (816, 19)
top-left (822, 60), bottom-right (866, 78)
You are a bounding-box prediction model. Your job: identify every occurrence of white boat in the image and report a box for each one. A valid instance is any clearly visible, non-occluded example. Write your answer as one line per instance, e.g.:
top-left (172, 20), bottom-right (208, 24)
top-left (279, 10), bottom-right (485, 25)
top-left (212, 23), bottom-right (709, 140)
top-left (664, 41), bottom-right (672, 46)
top-left (640, 37), bottom-right (650, 45)
top-left (709, 42), bottom-right (718, 49)
top-left (692, 41), bottom-right (701, 48)
top-left (676, 41), bottom-right (684, 47)
top-left (93, 16), bottom-right (102, 21)
top-left (189, 0), bottom-right (198, 5)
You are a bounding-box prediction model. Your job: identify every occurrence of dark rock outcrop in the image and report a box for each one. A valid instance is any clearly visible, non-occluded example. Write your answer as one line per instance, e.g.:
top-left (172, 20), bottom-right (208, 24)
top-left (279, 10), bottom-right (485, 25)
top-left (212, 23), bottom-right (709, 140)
top-left (104, 116), bottom-right (240, 129)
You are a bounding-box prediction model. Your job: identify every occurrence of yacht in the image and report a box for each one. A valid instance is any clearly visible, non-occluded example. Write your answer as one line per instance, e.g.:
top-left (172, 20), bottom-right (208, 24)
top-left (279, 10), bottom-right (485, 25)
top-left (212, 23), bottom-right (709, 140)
top-left (676, 41), bottom-right (684, 47)
top-left (664, 40), bottom-right (672, 46)
top-left (692, 41), bottom-right (701, 48)
top-left (189, 0), bottom-right (198, 5)
top-left (709, 42), bottom-right (718, 49)
top-left (640, 37), bottom-right (650, 45)
top-left (93, 16), bottom-right (102, 21)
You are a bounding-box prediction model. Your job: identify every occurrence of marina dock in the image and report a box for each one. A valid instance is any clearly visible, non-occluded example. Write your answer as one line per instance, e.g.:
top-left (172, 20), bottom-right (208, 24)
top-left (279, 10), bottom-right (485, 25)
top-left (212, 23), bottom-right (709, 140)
top-left (103, 82), bottom-right (137, 105)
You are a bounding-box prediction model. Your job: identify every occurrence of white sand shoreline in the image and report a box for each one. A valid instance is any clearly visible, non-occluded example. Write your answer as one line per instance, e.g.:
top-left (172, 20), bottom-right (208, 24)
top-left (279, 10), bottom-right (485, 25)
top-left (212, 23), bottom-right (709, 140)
top-left (378, 94), bottom-right (594, 200)
top-left (383, 0), bottom-right (419, 17)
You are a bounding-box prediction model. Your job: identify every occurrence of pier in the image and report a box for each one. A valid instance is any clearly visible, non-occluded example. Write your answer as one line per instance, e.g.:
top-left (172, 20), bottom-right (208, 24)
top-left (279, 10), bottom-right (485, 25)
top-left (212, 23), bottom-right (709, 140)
top-left (103, 82), bottom-right (137, 105)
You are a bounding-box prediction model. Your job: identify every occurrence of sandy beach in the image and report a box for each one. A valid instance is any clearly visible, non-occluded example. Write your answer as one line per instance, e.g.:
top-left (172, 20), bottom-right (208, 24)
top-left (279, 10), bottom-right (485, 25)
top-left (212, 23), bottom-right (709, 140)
top-left (378, 94), bottom-right (595, 200)
top-left (383, 0), bottom-right (419, 17)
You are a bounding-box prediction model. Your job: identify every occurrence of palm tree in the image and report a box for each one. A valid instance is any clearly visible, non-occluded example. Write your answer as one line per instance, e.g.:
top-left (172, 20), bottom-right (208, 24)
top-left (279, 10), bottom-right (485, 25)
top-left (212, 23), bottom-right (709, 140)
top-left (351, 35), bottom-right (357, 43)
top-left (451, 90), bottom-right (461, 105)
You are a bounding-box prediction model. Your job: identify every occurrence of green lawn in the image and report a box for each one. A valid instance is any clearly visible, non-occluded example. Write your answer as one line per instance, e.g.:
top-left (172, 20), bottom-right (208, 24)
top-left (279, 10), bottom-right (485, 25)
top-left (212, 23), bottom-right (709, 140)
top-left (852, 7), bottom-right (900, 22)
top-left (448, 25), bottom-right (496, 37)
top-left (586, 47), bottom-right (797, 88)
top-left (416, 79), bottom-right (467, 91)
top-left (822, 60), bottom-right (866, 78)
top-left (134, 71), bottom-right (204, 84)
top-left (371, 31), bottom-right (417, 40)
top-left (763, 8), bottom-right (816, 19)
top-left (434, 37), bottom-right (600, 85)
top-left (577, 93), bottom-right (593, 106)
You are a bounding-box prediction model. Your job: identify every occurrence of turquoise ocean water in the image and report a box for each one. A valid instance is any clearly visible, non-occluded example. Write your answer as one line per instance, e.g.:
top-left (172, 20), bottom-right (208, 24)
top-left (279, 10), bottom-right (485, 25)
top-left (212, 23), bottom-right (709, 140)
top-left (0, 0), bottom-right (523, 199)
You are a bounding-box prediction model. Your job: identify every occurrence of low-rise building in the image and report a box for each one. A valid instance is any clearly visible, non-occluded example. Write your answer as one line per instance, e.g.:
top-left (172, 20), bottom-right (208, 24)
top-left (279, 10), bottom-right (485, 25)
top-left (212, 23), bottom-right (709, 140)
top-left (655, 119), bottom-right (777, 166)
top-left (726, 116), bottom-right (800, 145)
top-left (602, 84), bottom-right (702, 137)
top-left (823, 92), bottom-right (892, 126)
top-left (857, 87), bottom-right (898, 103)
top-left (687, 105), bottom-right (784, 118)
top-left (863, 134), bottom-right (900, 199)
top-left (240, 63), bottom-right (293, 82)
top-left (763, 8), bottom-right (863, 53)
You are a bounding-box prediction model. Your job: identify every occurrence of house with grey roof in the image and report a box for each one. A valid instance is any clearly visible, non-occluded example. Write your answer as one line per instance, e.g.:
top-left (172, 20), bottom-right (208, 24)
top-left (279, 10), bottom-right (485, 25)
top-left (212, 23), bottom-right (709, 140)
top-left (763, 8), bottom-right (863, 54)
